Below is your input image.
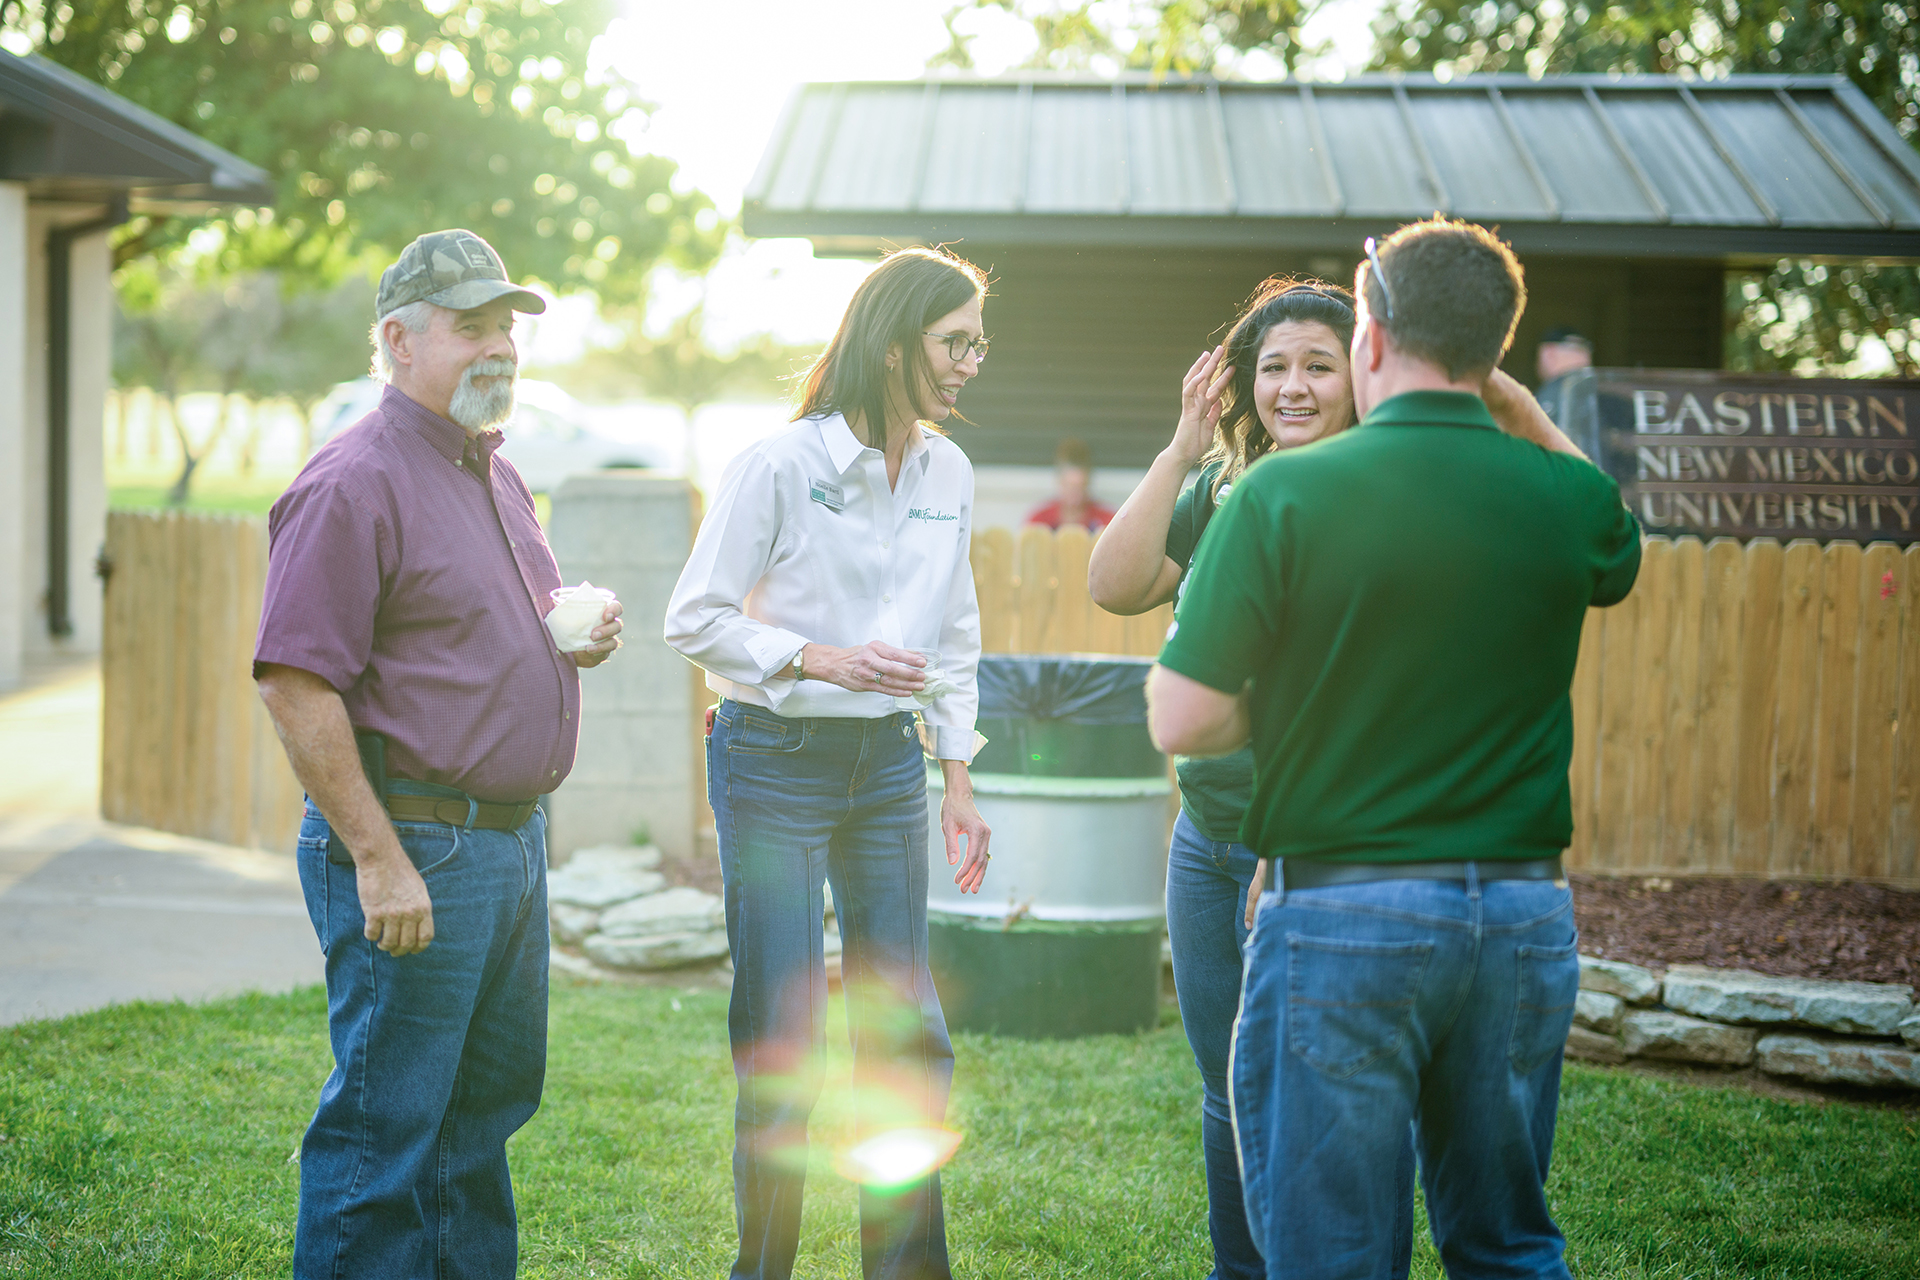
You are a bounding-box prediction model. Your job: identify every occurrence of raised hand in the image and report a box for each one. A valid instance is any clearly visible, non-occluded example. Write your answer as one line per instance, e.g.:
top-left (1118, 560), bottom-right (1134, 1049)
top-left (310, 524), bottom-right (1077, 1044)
top-left (1173, 345), bottom-right (1234, 466)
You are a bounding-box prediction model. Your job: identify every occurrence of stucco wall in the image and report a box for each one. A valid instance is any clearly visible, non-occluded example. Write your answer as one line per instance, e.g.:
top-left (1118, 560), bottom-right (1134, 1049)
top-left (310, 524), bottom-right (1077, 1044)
top-left (0, 183), bottom-right (28, 689)
top-left (6, 202), bottom-right (115, 683)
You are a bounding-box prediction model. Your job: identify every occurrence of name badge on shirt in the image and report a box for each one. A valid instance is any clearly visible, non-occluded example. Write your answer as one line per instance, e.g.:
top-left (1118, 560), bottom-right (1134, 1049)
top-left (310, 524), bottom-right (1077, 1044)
top-left (809, 478), bottom-right (845, 513)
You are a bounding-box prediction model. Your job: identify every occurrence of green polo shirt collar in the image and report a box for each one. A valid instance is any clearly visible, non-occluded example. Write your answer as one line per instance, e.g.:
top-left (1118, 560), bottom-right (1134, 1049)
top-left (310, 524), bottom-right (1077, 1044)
top-left (1360, 389), bottom-right (1498, 431)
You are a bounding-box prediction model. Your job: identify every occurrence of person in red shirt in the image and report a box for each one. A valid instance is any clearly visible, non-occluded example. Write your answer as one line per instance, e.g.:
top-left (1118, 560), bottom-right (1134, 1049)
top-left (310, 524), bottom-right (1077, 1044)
top-left (1024, 437), bottom-right (1116, 531)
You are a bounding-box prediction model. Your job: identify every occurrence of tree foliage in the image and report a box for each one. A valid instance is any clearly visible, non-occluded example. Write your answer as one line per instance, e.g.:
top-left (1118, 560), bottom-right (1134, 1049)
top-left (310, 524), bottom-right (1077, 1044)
top-left (3, 0), bottom-right (723, 299)
top-left (114, 262), bottom-right (380, 499)
top-left (534, 304), bottom-right (813, 409)
top-left (937, 1), bottom-right (1326, 77)
top-left (1367, 0), bottom-right (1920, 376)
top-left (1368, 2), bottom-right (1918, 140)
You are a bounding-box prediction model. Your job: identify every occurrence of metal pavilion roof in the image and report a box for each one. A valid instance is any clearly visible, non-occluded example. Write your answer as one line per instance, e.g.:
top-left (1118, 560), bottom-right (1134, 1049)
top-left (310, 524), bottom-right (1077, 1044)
top-left (744, 74), bottom-right (1920, 260)
top-left (0, 51), bottom-right (274, 210)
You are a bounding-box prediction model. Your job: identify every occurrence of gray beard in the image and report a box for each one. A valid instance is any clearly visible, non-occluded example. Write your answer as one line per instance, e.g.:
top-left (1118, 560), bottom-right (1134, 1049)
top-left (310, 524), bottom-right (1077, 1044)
top-left (448, 358), bottom-right (518, 431)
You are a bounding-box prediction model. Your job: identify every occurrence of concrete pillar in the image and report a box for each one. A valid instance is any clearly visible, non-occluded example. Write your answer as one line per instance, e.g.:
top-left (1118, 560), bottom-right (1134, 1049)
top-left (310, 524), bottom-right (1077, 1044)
top-left (20, 205), bottom-right (47, 666)
top-left (544, 473), bottom-right (704, 867)
top-left (15, 208), bottom-right (112, 661)
top-left (0, 183), bottom-right (28, 689)
top-left (58, 226), bottom-right (110, 654)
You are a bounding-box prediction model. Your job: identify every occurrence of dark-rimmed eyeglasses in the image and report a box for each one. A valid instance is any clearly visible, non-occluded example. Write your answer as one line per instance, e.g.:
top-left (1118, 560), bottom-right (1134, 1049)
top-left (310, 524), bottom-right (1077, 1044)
top-left (924, 331), bottom-right (989, 364)
top-left (1363, 236), bottom-right (1396, 326)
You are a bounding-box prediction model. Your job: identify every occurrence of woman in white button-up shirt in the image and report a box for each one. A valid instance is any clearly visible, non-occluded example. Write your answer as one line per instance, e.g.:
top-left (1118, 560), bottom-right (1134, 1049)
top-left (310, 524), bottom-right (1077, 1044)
top-left (665, 247), bottom-right (991, 1280)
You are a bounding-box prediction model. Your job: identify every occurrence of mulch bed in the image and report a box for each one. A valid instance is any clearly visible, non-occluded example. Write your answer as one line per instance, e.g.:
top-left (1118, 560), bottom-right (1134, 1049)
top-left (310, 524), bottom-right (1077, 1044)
top-left (1572, 873), bottom-right (1920, 987)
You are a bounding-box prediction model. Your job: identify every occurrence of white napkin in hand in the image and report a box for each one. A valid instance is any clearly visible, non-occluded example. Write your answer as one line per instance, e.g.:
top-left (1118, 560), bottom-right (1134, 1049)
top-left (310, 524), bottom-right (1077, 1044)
top-left (894, 663), bottom-right (958, 710)
top-left (545, 581), bottom-right (617, 653)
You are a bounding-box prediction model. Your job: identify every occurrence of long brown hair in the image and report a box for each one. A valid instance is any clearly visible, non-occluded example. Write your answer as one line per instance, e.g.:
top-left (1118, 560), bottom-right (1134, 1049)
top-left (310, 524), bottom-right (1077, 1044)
top-left (794, 246), bottom-right (988, 445)
top-left (1203, 276), bottom-right (1357, 493)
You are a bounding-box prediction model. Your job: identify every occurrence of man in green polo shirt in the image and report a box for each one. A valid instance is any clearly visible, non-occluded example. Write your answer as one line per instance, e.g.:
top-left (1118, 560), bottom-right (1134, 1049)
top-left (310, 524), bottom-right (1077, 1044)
top-left (1147, 218), bottom-right (1639, 1279)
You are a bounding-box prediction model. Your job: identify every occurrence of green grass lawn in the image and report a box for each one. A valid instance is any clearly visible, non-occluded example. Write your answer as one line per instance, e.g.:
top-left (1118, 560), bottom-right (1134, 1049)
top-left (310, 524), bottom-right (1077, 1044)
top-left (108, 473), bottom-right (296, 518)
top-left (1, 981), bottom-right (1914, 1278)
top-left (107, 475), bottom-right (554, 525)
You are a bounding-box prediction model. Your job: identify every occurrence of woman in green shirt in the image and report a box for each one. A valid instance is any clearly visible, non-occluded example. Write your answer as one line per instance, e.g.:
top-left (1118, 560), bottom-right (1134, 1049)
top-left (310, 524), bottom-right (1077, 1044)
top-left (1091, 277), bottom-right (1361, 1280)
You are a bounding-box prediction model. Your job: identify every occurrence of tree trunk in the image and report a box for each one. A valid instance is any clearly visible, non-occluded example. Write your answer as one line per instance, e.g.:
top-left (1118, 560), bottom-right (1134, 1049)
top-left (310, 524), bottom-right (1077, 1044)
top-left (294, 396), bottom-right (320, 463)
top-left (235, 394), bottom-right (261, 477)
top-left (165, 390), bottom-right (235, 506)
top-left (163, 391), bottom-right (196, 506)
top-left (110, 388), bottom-right (129, 463)
top-left (144, 387), bottom-right (163, 462)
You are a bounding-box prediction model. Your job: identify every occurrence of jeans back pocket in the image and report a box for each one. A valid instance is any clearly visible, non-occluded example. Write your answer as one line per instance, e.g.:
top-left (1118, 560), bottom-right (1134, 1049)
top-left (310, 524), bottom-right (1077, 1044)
top-left (1510, 940), bottom-right (1581, 1074)
top-left (1286, 933), bottom-right (1433, 1080)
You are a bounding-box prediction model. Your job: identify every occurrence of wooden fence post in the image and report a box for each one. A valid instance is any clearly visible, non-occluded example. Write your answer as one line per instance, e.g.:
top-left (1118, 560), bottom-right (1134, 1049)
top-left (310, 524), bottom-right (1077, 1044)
top-left (1853, 541), bottom-right (1905, 881)
top-left (972, 527), bottom-right (1014, 654)
top-left (1693, 537), bottom-right (1748, 873)
top-left (1627, 538), bottom-right (1676, 869)
top-left (1810, 540), bottom-right (1865, 877)
top-left (1591, 557), bottom-right (1643, 871)
top-left (1015, 525), bottom-right (1055, 653)
top-left (1770, 539), bottom-right (1825, 876)
top-left (1565, 608), bottom-right (1602, 871)
top-left (1890, 544), bottom-right (1920, 882)
top-left (1052, 525), bottom-right (1093, 653)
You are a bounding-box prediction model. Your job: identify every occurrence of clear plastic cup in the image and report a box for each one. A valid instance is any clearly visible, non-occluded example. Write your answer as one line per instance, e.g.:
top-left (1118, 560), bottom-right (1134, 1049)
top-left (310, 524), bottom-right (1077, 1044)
top-left (545, 583), bottom-right (617, 652)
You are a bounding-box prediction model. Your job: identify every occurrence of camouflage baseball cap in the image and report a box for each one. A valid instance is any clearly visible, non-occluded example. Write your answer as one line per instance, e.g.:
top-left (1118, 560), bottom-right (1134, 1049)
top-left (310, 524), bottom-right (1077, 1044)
top-left (375, 229), bottom-right (547, 317)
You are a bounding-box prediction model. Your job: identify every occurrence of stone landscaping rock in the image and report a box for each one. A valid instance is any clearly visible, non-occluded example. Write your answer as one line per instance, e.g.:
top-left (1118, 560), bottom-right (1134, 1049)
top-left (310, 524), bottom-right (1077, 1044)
top-left (1578, 955), bottom-right (1660, 1005)
top-left (1899, 1011), bottom-right (1920, 1050)
top-left (1662, 965), bottom-right (1914, 1036)
top-left (1621, 1010), bottom-right (1757, 1065)
top-left (549, 948), bottom-right (607, 981)
top-left (1565, 1025), bottom-right (1627, 1065)
top-left (549, 903), bottom-right (601, 946)
top-left (547, 844), bottom-right (666, 909)
top-left (1755, 1033), bottom-right (1920, 1089)
top-left (1574, 989), bottom-right (1624, 1035)
top-left (586, 929), bottom-right (731, 971)
top-left (598, 886), bottom-right (725, 939)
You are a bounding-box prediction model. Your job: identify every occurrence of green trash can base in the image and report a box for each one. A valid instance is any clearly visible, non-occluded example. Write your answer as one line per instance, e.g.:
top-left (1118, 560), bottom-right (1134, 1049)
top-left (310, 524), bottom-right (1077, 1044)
top-left (929, 915), bottom-right (1161, 1039)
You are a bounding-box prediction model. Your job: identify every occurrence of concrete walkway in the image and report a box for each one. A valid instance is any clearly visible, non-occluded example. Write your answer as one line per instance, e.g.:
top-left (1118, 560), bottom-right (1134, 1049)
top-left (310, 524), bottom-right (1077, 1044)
top-left (0, 659), bottom-right (321, 1026)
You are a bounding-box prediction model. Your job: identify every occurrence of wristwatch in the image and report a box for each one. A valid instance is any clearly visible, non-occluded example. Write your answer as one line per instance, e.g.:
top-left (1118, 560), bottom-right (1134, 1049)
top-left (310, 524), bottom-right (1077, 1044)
top-left (790, 648), bottom-right (805, 680)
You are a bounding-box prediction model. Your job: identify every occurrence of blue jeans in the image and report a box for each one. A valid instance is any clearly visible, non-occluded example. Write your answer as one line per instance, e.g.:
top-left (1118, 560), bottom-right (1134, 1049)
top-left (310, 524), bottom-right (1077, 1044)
top-left (1232, 871), bottom-right (1580, 1280)
top-left (1166, 812), bottom-right (1264, 1280)
top-left (1169, 819), bottom-right (1413, 1280)
top-left (293, 781), bottom-right (550, 1280)
top-left (708, 701), bottom-right (954, 1280)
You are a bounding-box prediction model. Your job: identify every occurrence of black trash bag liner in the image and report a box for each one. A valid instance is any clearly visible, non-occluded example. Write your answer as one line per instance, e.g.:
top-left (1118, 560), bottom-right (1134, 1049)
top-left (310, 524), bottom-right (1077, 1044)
top-left (972, 656), bottom-right (1163, 778)
top-left (977, 654), bottom-right (1152, 724)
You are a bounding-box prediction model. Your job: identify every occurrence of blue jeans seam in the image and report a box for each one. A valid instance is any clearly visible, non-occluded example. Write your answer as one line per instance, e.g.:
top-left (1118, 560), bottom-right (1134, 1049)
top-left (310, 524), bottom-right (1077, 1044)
top-left (332, 928), bottom-right (374, 1280)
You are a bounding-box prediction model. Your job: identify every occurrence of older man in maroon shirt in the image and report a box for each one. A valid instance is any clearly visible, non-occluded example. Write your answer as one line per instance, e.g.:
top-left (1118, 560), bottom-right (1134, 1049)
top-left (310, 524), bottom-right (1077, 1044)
top-left (255, 229), bottom-right (622, 1280)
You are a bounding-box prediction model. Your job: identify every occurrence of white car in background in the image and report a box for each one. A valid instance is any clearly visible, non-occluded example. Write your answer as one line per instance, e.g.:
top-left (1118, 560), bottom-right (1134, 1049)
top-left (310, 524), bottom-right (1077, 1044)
top-left (311, 378), bottom-right (666, 493)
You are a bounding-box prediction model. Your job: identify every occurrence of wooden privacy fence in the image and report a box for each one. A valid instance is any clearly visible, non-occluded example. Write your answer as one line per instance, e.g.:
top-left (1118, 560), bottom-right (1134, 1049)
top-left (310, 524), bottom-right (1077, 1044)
top-left (101, 511), bottom-right (304, 851)
top-left (971, 524), bottom-right (1175, 656)
top-left (991, 525), bottom-right (1918, 886)
top-left (99, 511), bottom-right (1916, 884)
top-left (1567, 536), bottom-right (1918, 884)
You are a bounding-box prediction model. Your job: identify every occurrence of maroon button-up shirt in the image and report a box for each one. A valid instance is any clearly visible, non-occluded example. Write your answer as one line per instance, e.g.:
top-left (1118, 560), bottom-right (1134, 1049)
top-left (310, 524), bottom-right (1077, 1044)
top-left (255, 385), bottom-right (580, 801)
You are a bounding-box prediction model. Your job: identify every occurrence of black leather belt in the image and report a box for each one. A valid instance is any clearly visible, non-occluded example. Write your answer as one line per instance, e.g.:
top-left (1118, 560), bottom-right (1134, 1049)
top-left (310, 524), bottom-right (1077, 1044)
top-left (1279, 856), bottom-right (1564, 891)
top-left (385, 793), bottom-right (538, 831)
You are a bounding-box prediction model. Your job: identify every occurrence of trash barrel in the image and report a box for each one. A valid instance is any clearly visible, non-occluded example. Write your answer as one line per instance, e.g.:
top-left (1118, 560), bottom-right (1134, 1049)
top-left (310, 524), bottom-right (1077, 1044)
top-left (925, 654), bottom-right (1168, 1038)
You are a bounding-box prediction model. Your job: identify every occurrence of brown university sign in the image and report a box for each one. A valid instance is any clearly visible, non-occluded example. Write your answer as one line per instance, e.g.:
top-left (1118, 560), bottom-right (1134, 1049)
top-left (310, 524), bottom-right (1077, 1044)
top-left (1562, 369), bottom-right (1920, 544)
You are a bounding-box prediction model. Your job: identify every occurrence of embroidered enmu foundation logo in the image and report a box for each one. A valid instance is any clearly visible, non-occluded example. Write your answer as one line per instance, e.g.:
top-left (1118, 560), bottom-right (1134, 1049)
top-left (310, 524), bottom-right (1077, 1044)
top-left (908, 508), bottom-right (958, 522)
